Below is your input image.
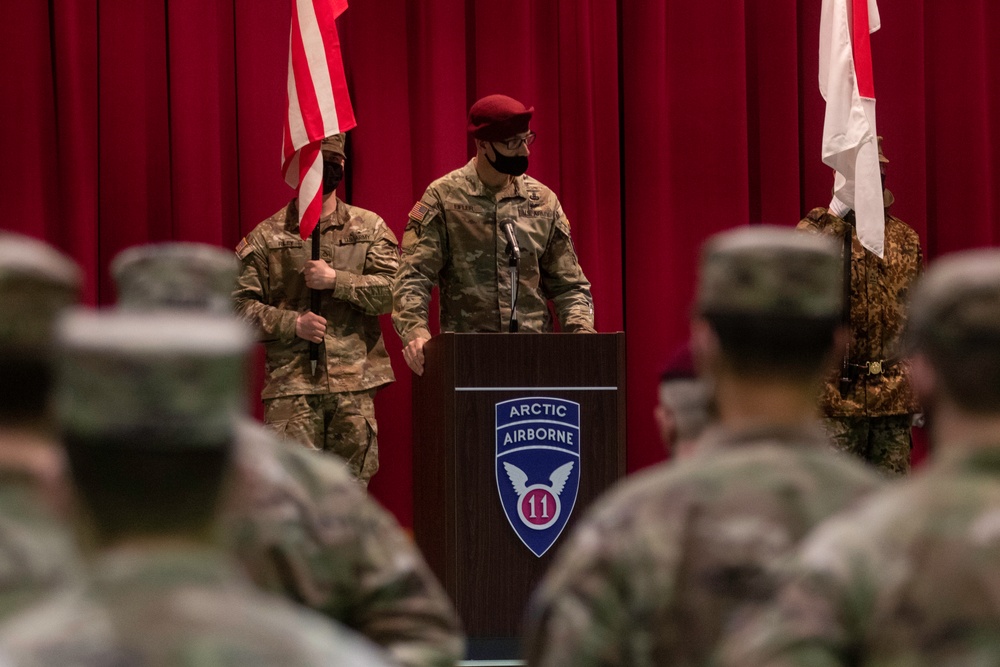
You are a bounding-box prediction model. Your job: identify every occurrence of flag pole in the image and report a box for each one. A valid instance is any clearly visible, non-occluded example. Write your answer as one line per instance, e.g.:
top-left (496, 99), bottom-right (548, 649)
top-left (310, 224), bottom-right (321, 375)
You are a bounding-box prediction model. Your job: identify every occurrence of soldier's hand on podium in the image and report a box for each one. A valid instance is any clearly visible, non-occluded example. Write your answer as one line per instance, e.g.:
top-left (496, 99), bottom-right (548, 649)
top-left (295, 311), bottom-right (327, 343)
top-left (403, 336), bottom-right (430, 376)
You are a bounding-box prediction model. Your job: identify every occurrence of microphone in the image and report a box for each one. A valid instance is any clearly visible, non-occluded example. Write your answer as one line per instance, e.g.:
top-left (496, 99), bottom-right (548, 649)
top-left (500, 219), bottom-right (521, 261)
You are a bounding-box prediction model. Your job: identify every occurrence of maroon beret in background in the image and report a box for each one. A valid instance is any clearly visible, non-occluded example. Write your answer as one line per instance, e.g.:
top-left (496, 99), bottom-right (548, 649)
top-left (659, 341), bottom-right (697, 383)
top-left (467, 94), bottom-right (534, 141)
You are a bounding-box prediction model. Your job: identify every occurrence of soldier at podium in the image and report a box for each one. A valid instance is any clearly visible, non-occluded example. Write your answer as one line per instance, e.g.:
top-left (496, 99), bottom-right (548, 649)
top-left (392, 94), bottom-right (595, 376)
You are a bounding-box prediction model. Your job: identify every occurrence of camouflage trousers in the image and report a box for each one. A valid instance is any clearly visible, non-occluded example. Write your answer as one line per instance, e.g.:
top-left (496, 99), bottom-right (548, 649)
top-left (822, 414), bottom-right (912, 476)
top-left (264, 389), bottom-right (378, 485)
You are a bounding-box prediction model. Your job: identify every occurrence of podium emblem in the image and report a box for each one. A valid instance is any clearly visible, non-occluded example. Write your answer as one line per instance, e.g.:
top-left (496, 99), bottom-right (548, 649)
top-left (496, 397), bottom-right (580, 557)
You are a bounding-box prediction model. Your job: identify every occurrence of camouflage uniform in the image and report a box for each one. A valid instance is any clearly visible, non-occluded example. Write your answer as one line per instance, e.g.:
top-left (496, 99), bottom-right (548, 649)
top-left (0, 467), bottom-right (80, 621)
top-left (714, 451), bottom-right (1000, 667)
top-left (0, 547), bottom-right (396, 666)
top-left (392, 159), bottom-right (595, 342)
top-left (227, 419), bottom-right (465, 667)
top-left (0, 234), bottom-right (83, 620)
top-left (526, 426), bottom-right (880, 667)
top-left (114, 242), bottom-right (466, 667)
top-left (5, 310), bottom-right (394, 666)
top-left (797, 209), bottom-right (922, 475)
top-left (525, 227), bottom-right (882, 667)
top-left (234, 196), bottom-right (398, 484)
top-left (714, 248), bottom-right (1000, 666)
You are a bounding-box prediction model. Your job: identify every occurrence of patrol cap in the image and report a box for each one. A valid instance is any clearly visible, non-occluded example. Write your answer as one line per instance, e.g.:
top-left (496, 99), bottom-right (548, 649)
top-left (0, 233), bottom-right (81, 353)
top-left (877, 135), bottom-right (889, 164)
top-left (321, 133), bottom-right (346, 157)
top-left (55, 310), bottom-right (252, 448)
top-left (877, 136), bottom-right (894, 207)
top-left (697, 225), bottom-right (842, 319)
top-left (467, 94), bottom-right (534, 141)
top-left (903, 249), bottom-right (1000, 357)
top-left (112, 242), bottom-right (238, 315)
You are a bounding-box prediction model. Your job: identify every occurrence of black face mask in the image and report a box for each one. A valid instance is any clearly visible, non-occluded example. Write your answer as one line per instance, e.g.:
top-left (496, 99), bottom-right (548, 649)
top-left (486, 144), bottom-right (529, 176)
top-left (322, 160), bottom-right (344, 195)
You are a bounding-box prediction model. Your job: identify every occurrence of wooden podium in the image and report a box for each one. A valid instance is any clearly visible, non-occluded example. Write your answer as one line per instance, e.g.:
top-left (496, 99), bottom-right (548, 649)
top-left (412, 333), bottom-right (626, 649)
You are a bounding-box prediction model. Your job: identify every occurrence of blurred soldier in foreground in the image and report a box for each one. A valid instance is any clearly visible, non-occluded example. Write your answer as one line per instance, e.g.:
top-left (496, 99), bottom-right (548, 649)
top-left (654, 342), bottom-right (713, 460)
top-left (798, 137), bottom-right (922, 474)
top-left (234, 132), bottom-right (398, 484)
top-left (716, 249), bottom-right (1000, 665)
top-left (393, 94), bottom-right (594, 376)
top-left (0, 234), bottom-right (82, 617)
top-left (0, 310), bottom-right (394, 666)
top-left (525, 226), bottom-right (881, 667)
top-left (113, 242), bottom-right (464, 667)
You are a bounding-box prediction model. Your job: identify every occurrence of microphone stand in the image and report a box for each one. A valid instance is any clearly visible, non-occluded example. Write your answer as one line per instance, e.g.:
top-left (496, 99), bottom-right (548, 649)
top-left (507, 248), bottom-right (519, 333)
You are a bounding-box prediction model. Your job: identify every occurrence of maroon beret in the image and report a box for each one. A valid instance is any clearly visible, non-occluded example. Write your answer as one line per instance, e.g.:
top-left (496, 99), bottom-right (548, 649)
top-left (659, 342), bottom-right (697, 383)
top-left (467, 94), bottom-right (534, 141)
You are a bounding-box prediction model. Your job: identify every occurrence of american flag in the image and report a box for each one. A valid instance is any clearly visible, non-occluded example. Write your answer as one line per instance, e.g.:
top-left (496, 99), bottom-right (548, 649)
top-left (282, 0), bottom-right (356, 241)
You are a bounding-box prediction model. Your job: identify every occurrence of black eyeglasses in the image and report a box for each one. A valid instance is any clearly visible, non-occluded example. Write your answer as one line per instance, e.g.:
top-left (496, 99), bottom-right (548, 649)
top-left (500, 131), bottom-right (536, 151)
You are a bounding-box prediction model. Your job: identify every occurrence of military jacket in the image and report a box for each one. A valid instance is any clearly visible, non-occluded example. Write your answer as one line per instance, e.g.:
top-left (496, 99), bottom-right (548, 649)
top-left (234, 198), bottom-right (397, 399)
top-left (0, 466), bottom-right (80, 620)
top-left (226, 421), bottom-right (464, 667)
top-left (798, 208), bottom-right (922, 417)
top-left (393, 159), bottom-right (595, 342)
top-left (0, 546), bottom-right (395, 666)
top-left (525, 423), bottom-right (881, 667)
top-left (715, 446), bottom-right (1000, 666)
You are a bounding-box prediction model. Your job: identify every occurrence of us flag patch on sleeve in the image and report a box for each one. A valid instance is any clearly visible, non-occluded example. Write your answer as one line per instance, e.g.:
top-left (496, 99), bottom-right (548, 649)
top-left (409, 201), bottom-right (431, 222)
top-left (236, 237), bottom-right (252, 259)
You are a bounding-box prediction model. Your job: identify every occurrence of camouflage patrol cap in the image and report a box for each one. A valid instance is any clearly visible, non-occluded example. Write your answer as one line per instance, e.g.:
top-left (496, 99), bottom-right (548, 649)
top-left (903, 249), bottom-right (1000, 356)
top-left (697, 225), bottom-right (842, 318)
top-left (112, 242), bottom-right (238, 315)
top-left (321, 133), bottom-right (346, 157)
top-left (0, 233), bottom-right (81, 353)
top-left (55, 310), bottom-right (252, 448)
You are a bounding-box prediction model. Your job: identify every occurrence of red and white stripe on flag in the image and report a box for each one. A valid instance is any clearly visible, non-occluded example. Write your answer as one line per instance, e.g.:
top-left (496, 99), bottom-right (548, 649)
top-left (819, 0), bottom-right (884, 257)
top-left (281, 0), bottom-right (356, 240)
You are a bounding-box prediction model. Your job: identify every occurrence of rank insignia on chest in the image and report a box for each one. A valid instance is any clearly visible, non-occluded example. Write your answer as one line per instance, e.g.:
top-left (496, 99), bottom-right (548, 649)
top-left (409, 201), bottom-right (432, 222)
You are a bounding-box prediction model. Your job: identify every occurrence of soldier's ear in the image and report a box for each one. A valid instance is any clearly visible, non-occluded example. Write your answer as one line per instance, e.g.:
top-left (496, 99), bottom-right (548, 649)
top-left (653, 404), bottom-right (676, 455)
top-left (690, 318), bottom-right (719, 377)
top-left (825, 326), bottom-right (851, 373)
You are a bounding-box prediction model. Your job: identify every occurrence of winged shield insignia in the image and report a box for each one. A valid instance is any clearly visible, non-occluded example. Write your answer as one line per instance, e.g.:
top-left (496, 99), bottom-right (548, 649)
top-left (496, 398), bottom-right (581, 557)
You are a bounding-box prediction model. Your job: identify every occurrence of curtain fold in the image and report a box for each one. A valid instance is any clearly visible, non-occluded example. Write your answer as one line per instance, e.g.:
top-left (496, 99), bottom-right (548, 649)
top-left (2, 0), bottom-right (998, 523)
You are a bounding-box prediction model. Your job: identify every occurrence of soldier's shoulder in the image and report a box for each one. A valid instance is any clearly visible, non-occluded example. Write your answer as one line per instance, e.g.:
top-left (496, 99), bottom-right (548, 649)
top-left (340, 201), bottom-right (388, 232)
top-left (235, 421), bottom-right (361, 499)
top-left (798, 207), bottom-right (839, 231)
top-left (580, 461), bottom-right (708, 532)
top-left (246, 204), bottom-right (296, 247)
top-left (886, 214), bottom-right (920, 242)
top-left (0, 587), bottom-right (99, 655)
top-left (424, 165), bottom-right (475, 199)
top-left (219, 583), bottom-right (393, 663)
top-left (798, 446), bottom-right (884, 488)
top-left (796, 478), bottom-right (932, 569)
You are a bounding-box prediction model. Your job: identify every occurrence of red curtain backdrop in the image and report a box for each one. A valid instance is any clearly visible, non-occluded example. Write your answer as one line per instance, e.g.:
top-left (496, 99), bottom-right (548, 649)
top-left (3, 0), bottom-right (998, 524)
